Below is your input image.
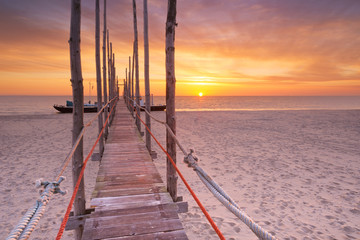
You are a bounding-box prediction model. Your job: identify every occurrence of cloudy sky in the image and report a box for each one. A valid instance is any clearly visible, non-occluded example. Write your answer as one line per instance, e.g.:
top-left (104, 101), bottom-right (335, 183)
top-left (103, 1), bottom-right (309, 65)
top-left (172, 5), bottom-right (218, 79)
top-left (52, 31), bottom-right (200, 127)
top-left (0, 0), bottom-right (359, 96)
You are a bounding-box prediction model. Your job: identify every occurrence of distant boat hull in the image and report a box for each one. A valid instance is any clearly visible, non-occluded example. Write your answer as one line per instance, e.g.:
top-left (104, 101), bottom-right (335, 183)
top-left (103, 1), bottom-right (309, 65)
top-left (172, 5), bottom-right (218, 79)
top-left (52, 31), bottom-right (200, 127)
top-left (53, 105), bottom-right (98, 113)
top-left (134, 105), bottom-right (166, 112)
top-left (54, 103), bottom-right (166, 113)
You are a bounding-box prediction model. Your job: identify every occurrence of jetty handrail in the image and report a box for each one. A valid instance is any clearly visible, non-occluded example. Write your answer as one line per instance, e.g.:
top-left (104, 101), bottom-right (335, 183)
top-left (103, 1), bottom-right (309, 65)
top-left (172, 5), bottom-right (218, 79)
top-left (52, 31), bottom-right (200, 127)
top-left (56, 97), bottom-right (118, 239)
top-left (134, 110), bottom-right (225, 240)
top-left (129, 97), bottom-right (278, 240)
top-left (54, 96), bottom-right (117, 182)
top-left (6, 97), bottom-right (118, 240)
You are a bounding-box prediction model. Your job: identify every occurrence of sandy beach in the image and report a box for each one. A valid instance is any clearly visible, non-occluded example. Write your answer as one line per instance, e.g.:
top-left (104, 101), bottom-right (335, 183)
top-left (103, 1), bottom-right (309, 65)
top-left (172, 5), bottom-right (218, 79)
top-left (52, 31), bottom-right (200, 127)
top-left (150, 110), bottom-right (360, 240)
top-left (0, 113), bottom-right (100, 239)
top-left (1, 109), bottom-right (359, 239)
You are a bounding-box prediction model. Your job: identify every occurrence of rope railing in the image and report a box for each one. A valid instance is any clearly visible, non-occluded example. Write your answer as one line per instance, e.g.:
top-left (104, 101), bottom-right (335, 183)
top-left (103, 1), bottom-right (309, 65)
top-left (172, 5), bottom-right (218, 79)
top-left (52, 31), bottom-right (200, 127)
top-left (54, 97), bottom-right (117, 182)
top-left (6, 97), bottom-right (118, 240)
top-left (134, 110), bottom-right (225, 240)
top-left (56, 97), bottom-right (118, 239)
top-left (130, 97), bottom-right (278, 240)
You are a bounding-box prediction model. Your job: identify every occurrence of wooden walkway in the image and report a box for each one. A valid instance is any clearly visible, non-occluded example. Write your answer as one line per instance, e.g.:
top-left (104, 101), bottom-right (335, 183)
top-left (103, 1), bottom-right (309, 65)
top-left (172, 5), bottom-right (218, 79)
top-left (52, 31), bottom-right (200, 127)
top-left (81, 101), bottom-right (188, 239)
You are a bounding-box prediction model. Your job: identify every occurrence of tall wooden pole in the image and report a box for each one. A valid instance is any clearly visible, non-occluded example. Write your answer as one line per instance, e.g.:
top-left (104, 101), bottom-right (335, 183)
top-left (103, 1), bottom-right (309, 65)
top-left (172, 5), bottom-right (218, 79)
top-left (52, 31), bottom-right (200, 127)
top-left (112, 53), bottom-right (115, 101)
top-left (123, 79), bottom-right (126, 98)
top-left (109, 41), bottom-right (113, 121)
top-left (95, 0), bottom-right (104, 156)
top-left (128, 56), bottom-right (131, 111)
top-left (132, 0), bottom-right (141, 132)
top-left (69, 0), bottom-right (85, 238)
top-left (131, 42), bottom-right (135, 117)
top-left (117, 76), bottom-right (119, 97)
top-left (125, 68), bottom-right (128, 103)
top-left (112, 53), bottom-right (116, 123)
top-left (107, 30), bottom-right (111, 102)
top-left (166, 0), bottom-right (177, 202)
top-left (102, 0), bottom-right (108, 139)
top-left (143, 0), bottom-right (151, 152)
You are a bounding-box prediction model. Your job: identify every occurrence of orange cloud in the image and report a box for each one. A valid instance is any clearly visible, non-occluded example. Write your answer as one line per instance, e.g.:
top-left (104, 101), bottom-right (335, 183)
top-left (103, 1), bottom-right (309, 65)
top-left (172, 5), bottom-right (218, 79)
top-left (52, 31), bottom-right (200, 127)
top-left (0, 1), bottom-right (359, 96)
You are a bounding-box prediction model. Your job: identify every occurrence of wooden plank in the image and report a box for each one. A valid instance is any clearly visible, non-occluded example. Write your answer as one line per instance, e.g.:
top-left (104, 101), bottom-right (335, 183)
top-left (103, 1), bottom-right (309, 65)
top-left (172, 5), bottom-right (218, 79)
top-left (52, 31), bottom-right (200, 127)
top-left (85, 210), bottom-right (179, 227)
top-left (82, 218), bottom-right (184, 239)
top-left (106, 230), bottom-right (188, 240)
top-left (94, 182), bottom-right (164, 192)
top-left (90, 203), bottom-right (178, 218)
top-left (96, 172), bottom-right (162, 182)
top-left (90, 193), bottom-right (173, 208)
top-left (92, 185), bottom-right (167, 198)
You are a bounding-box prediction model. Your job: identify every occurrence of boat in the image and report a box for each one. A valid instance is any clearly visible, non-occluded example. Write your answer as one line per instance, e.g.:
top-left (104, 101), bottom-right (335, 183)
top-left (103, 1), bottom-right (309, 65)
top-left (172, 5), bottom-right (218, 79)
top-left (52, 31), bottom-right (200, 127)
top-left (53, 100), bottom-right (98, 113)
top-left (146, 105), bottom-right (166, 111)
top-left (133, 99), bottom-right (166, 112)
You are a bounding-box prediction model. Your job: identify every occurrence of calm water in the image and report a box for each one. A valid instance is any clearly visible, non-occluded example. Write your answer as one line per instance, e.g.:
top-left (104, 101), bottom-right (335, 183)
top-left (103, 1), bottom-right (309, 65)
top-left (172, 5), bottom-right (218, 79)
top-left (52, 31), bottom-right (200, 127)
top-left (0, 95), bottom-right (359, 116)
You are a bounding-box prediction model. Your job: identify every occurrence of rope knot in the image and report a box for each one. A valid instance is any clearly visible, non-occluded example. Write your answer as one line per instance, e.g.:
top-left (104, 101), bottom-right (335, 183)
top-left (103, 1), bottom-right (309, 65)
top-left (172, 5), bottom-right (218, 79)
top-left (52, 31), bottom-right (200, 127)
top-left (184, 149), bottom-right (198, 168)
top-left (35, 176), bottom-right (67, 196)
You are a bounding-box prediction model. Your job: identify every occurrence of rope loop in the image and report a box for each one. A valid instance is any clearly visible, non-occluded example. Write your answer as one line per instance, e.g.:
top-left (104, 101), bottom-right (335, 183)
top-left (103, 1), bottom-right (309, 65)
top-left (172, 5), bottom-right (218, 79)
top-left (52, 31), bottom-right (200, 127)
top-left (36, 176), bottom-right (67, 196)
top-left (184, 149), bottom-right (198, 168)
top-left (6, 177), bottom-right (67, 240)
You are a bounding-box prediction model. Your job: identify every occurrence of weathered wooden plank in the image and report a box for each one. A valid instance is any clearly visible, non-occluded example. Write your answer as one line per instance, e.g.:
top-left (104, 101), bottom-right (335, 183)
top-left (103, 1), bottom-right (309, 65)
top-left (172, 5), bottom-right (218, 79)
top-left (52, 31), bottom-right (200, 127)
top-left (91, 193), bottom-right (173, 208)
top-left (90, 203), bottom-right (178, 218)
top-left (85, 210), bottom-right (179, 228)
top-left (96, 171), bottom-right (161, 180)
top-left (94, 181), bottom-right (164, 191)
top-left (95, 177), bottom-right (163, 187)
top-left (99, 159), bottom-right (154, 166)
top-left (82, 218), bottom-right (184, 240)
top-left (92, 185), bottom-right (167, 198)
top-left (105, 230), bottom-right (188, 240)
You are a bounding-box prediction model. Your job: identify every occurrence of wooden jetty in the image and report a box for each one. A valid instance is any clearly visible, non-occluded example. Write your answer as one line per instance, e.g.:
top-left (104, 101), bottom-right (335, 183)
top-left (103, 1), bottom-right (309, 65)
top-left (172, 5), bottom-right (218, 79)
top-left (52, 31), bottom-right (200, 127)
top-left (81, 101), bottom-right (188, 239)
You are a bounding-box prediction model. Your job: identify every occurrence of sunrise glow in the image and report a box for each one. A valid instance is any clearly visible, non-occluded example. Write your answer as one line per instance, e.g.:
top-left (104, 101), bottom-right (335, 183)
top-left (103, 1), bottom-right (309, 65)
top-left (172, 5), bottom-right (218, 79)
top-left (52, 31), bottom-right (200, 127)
top-left (0, 1), bottom-right (359, 96)
top-left (198, 92), bottom-right (203, 97)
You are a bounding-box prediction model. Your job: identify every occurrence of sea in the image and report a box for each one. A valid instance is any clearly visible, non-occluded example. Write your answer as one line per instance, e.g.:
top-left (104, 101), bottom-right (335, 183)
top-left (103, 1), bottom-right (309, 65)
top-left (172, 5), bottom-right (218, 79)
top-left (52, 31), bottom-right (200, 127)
top-left (0, 95), bottom-right (359, 116)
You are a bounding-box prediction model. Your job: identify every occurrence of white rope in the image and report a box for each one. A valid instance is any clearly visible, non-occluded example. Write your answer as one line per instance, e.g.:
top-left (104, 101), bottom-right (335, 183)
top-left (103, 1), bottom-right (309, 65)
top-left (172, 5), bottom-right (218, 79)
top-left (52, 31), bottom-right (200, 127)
top-left (6, 203), bottom-right (38, 240)
top-left (197, 172), bottom-right (277, 240)
top-left (7, 97), bottom-right (119, 240)
top-left (6, 177), bottom-right (66, 240)
top-left (128, 96), bottom-right (278, 240)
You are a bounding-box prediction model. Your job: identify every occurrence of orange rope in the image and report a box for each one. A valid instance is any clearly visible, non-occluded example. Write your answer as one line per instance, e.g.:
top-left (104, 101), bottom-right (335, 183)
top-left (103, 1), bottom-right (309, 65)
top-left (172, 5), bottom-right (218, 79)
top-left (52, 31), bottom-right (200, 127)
top-left (56, 99), bottom-right (117, 240)
top-left (135, 111), bottom-right (225, 240)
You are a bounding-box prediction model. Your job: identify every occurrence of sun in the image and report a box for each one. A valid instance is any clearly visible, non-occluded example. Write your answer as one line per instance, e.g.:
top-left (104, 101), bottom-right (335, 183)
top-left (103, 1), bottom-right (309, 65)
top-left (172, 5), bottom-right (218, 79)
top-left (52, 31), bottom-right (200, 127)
top-left (198, 92), bottom-right (203, 97)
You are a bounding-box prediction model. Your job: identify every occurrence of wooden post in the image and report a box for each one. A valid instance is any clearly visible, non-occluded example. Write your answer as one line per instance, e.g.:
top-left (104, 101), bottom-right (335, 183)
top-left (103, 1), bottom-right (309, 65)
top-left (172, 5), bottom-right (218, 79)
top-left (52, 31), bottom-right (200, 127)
top-left (132, 0), bottom-right (141, 132)
top-left (109, 42), bottom-right (113, 122)
top-left (131, 42), bottom-right (135, 117)
top-left (128, 56), bottom-right (131, 111)
top-left (125, 68), bottom-right (128, 103)
top-left (107, 30), bottom-right (111, 102)
top-left (95, 0), bottom-right (104, 156)
top-left (143, 0), bottom-right (151, 152)
top-left (102, 0), bottom-right (108, 139)
top-left (112, 53), bottom-right (115, 101)
top-left (123, 79), bottom-right (126, 99)
top-left (166, 0), bottom-right (177, 202)
top-left (69, 0), bottom-right (86, 238)
top-left (112, 53), bottom-right (117, 121)
top-left (117, 76), bottom-right (119, 97)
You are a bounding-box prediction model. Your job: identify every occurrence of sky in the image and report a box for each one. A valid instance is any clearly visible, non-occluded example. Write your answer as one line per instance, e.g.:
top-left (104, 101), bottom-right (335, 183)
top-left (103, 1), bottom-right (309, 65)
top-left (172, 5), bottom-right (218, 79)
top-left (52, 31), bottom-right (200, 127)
top-left (0, 0), bottom-right (359, 96)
